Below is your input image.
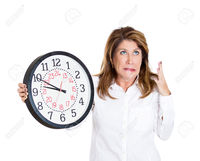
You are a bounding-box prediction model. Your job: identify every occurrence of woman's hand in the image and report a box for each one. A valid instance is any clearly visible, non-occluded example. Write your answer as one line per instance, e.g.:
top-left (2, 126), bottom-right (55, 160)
top-left (17, 83), bottom-right (28, 102)
top-left (154, 61), bottom-right (171, 96)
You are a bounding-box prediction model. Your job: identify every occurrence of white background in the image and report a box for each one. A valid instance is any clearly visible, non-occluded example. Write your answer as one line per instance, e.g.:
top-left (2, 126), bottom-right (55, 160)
top-left (1, 0), bottom-right (200, 160)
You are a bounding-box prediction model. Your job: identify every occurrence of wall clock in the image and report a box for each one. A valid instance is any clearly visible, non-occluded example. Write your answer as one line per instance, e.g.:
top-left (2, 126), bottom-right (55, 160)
top-left (23, 51), bottom-right (94, 129)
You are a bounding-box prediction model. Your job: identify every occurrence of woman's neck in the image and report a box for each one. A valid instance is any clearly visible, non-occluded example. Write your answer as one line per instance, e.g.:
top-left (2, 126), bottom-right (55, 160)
top-left (115, 76), bottom-right (137, 92)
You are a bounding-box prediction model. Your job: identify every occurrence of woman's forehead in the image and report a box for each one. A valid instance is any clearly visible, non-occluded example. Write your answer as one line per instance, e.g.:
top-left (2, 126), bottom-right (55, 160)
top-left (116, 39), bottom-right (140, 51)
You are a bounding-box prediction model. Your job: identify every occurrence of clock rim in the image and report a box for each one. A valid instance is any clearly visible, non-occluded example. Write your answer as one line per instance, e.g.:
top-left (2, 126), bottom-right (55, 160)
top-left (23, 51), bottom-right (94, 129)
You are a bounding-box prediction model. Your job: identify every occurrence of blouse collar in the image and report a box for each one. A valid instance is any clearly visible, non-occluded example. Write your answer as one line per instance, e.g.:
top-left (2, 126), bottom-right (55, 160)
top-left (110, 75), bottom-right (139, 91)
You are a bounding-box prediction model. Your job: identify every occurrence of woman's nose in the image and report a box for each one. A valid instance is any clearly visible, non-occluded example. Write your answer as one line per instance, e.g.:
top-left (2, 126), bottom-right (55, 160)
top-left (127, 54), bottom-right (133, 64)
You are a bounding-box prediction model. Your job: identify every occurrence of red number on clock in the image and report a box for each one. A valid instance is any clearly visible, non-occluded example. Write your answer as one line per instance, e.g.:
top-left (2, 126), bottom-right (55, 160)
top-left (48, 73), bottom-right (54, 80)
top-left (52, 102), bottom-right (57, 108)
top-left (43, 89), bottom-right (47, 94)
top-left (63, 73), bottom-right (68, 79)
top-left (46, 96), bottom-right (52, 103)
top-left (69, 78), bottom-right (73, 83)
top-left (66, 101), bottom-right (70, 107)
top-left (72, 86), bottom-right (76, 92)
top-left (71, 95), bottom-right (75, 100)
top-left (44, 79), bottom-right (50, 86)
top-left (59, 104), bottom-right (64, 110)
top-left (54, 70), bottom-right (61, 76)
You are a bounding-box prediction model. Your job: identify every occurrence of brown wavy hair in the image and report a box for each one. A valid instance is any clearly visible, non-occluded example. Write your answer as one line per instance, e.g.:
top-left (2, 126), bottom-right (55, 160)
top-left (94, 26), bottom-right (158, 100)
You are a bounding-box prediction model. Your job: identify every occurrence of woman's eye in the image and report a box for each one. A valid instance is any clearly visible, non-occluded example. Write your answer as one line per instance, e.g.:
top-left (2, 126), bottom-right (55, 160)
top-left (133, 51), bottom-right (139, 55)
top-left (120, 51), bottom-right (127, 55)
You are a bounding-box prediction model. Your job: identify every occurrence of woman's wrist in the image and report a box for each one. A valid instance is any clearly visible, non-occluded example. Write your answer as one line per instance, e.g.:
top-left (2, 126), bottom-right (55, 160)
top-left (160, 90), bottom-right (171, 96)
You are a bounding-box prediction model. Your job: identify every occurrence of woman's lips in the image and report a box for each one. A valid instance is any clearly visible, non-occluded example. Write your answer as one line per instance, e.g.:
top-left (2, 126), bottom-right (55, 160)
top-left (124, 68), bottom-right (136, 72)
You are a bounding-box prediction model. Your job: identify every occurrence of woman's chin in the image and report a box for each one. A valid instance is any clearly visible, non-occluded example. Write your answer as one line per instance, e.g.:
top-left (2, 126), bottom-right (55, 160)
top-left (121, 76), bottom-right (136, 82)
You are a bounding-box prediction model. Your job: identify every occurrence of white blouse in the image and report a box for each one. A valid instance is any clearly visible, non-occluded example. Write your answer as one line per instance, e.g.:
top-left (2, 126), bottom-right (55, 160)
top-left (89, 76), bottom-right (175, 161)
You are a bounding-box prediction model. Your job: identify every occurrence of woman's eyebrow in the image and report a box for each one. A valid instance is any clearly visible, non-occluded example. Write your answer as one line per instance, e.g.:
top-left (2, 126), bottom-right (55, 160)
top-left (118, 48), bottom-right (141, 51)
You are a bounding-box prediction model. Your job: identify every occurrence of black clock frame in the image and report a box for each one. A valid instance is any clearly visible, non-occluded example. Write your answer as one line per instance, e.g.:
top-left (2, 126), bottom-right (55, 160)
top-left (23, 51), bottom-right (94, 129)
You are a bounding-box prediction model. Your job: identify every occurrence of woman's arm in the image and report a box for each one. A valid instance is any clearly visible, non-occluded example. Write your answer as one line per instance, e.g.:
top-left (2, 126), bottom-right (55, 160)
top-left (153, 61), bottom-right (175, 140)
top-left (154, 94), bottom-right (175, 140)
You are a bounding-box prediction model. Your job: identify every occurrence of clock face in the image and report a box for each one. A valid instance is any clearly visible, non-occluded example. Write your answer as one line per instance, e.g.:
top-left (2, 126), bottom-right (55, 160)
top-left (23, 51), bottom-right (94, 129)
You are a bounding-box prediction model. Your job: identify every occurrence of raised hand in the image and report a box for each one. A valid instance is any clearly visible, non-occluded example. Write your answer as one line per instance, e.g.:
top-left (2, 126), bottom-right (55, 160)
top-left (154, 61), bottom-right (171, 96)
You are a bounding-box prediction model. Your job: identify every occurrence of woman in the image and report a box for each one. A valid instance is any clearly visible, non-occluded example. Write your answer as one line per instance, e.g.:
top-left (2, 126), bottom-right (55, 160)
top-left (18, 26), bottom-right (175, 161)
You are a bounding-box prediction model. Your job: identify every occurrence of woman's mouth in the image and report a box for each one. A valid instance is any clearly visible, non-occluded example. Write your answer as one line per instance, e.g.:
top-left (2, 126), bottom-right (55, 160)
top-left (124, 68), bottom-right (136, 72)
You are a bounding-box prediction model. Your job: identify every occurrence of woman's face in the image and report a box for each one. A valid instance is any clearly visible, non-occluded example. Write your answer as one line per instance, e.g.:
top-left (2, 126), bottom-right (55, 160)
top-left (113, 39), bottom-right (142, 82)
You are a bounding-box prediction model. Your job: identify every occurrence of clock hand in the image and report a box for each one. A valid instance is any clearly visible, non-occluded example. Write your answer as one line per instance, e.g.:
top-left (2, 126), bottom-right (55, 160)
top-left (59, 81), bottom-right (63, 92)
top-left (56, 81), bottom-right (62, 103)
top-left (40, 79), bottom-right (66, 93)
top-left (40, 79), bottom-right (60, 90)
top-left (59, 81), bottom-right (66, 93)
top-left (43, 86), bottom-right (66, 93)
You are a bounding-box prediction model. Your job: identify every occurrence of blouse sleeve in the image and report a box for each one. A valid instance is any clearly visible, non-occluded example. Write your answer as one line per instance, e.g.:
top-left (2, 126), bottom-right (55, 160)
top-left (153, 93), bottom-right (175, 140)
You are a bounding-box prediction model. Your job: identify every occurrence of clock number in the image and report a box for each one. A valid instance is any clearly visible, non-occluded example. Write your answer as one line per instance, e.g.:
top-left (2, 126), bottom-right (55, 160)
top-left (75, 71), bottom-right (80, 79)
top-left (37, 102), bottom-right (43, 110)
top-left (80, 84), bottom-right (85, 92)
top-left (32, 88), bottom-right (38, 96)
top-left (71, 95), bottom-right (75, 100)
top-left (69, 78), bottom-right (74, 83)
top-left (52, 102), bottom-right (56, 108)
top-left (43, 79), bottom-right (50, 86)
top-left (71, 109), bottom-right (76, 117)
top-left (48, 111), bottom-right (53, 120)
top-left (46, 96), bottom-right (52, 103)
top-left (63, 73), bottom-right (68, 79)
top-left (41, 63), bottom-right (48, 71)
top-left (60, 113), bottom-right (66, 122)
top-left (59, 104), bottom-right (64, 110)
top-left (33, 73), bottom-right (42, 82)
top-left (72, 86), bottom-right (76, 92)
top-left (52, 58), bottom-right (61, 67)
top-left (43, 89), bottom-right (47, 95)
top-left (49, 73), bottom-right (55, 79)
top-left (54, 70), bottom-right (61, 76)
top-left (66, 62), bottom-right (70, 69)
top-left (79, 97), bottom-right (84, 105)
top-left (66, 101), bottom-right (70, 107)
